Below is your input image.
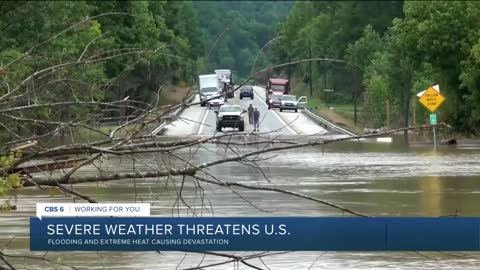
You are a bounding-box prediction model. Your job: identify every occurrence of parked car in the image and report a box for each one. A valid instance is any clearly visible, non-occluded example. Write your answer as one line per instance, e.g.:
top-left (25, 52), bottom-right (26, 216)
top-left (239, 86), bottom-right (254, 99)
top-left (267, 93), bottom-right (282, 109)
top-left (207, 97), bottom-right (224, 109)
top-left (215, 105), bottom-right (246, 132)
top-left (297, 96), bottom-right (308, 109)
top-left (279, 95), bottom-right (299, 112)
top-left (279, 95), bottom-right (308, 112)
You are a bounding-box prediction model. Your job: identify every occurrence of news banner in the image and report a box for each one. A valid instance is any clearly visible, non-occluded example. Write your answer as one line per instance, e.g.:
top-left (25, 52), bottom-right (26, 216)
top-left (31, 203), bottom-right (480, 251)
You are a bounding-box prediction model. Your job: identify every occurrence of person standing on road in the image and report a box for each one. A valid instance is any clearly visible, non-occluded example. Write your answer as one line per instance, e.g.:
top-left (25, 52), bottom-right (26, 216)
top-left (223, 82), bottom-right (228, 102)
top-left (247, 104), bottom-right (254, 125)
top-left (253, 107), bottom-right (260, 131)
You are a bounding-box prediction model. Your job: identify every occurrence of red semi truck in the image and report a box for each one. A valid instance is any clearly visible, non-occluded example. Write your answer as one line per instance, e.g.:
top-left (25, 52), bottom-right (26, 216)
top-left (266, 78), bottom-right (289, 108)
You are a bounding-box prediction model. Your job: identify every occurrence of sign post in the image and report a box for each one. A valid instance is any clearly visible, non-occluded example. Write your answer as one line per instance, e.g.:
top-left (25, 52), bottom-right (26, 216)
top-left (417, 85), bottom-right (445, 150)
top-left (430, 113), bottom-right (437, 149)
top-left (429, 113), bottom-right (437, 125)
top-left (323, 89), bottom-right (334, 107)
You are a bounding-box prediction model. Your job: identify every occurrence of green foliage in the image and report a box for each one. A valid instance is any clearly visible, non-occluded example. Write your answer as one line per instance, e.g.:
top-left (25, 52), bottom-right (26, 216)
top-left (274, 1), bottom-right (480, 134)
top-left (192, 1), bottom-right (293, 77)
top-left (0, 152), bottom-right (22, 197)
top-left (275, 1), bottom-right (403, 62)
top-left (363, 51), bottom-right (392, 127)
top-left (0, 1), bottom-right (205, 139)
top-left (346, 25), bottom-right (383, 71)
top-left (390, 1), bottom-right (480, 133)
top-left (272, 0), bottom-right (403, 117)
top-left (3, 0), bottom-right (480, 136)
top-left (88, 1), bottom-right (204, 107)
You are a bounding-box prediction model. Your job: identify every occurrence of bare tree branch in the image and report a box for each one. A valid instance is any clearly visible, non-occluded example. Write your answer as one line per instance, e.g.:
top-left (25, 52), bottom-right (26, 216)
top-left (193, 175), bottom-right (368, 217)
top-left (0, 251), bottom-right (80, 270)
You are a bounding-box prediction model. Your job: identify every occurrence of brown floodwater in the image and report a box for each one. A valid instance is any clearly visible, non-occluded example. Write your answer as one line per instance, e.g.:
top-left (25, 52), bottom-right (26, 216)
top-left (1, 135), bottom-right (480, 269)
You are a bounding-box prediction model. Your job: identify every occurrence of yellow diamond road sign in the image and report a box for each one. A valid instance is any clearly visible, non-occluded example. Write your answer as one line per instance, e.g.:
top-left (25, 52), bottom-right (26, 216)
top-left (419, 86), bottom-right (445, 112)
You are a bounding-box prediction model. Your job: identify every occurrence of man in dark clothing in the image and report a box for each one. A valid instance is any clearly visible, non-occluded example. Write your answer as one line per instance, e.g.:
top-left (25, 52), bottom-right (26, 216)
top-left (253, 107), bottom-right (260, 131)
top-left (223, 83), bottom-right (228, 102)
top-left (247, 104), bottom-right (254, 125)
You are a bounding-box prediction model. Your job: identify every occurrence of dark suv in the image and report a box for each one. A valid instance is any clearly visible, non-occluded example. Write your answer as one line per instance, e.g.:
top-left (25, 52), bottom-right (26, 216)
top-left (239, 86), bottom-right (254, 100)
top-left (215, 105), bottom-right (246, 132)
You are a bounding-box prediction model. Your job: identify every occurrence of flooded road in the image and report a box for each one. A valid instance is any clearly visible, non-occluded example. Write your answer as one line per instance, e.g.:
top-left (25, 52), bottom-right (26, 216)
top-left (2, 136), bottom-right (480, 269)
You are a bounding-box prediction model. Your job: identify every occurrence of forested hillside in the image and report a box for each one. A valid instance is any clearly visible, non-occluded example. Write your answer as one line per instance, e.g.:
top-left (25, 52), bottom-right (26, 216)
top-left (0, 1), bottom-right (203, 139)
top-left (0, 1), bottom-right (293, 132)
top-left (2, 1), bottom-right (480, 135)
top-left (272, 1), bottom-right (480, 135)
top-left (192, 1), bottom-right (293, 79)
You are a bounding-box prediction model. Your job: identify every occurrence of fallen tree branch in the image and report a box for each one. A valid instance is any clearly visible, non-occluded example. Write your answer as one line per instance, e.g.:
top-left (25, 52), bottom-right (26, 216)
top-left (181, 251), bottom-right (290, 270)
top-left (193, 175), bottom-right (369, 217)
top-left (0, 251), bottom-right (80, 270)
top-left (21, 124), bottom-right (435, 188)
top-left (0, 253), bottom-right (15, 270)
top-left (56, 183), bottom-right (98, 203)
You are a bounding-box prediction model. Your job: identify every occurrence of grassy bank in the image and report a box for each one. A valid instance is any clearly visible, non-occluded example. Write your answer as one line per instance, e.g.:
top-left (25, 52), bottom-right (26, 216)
top-left (290, 79), bottom-right (364, 134)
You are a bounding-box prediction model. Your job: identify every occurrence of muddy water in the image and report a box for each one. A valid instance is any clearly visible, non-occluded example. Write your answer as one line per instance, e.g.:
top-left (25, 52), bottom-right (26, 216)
top-left (1, 137), bottom-right (480, 269)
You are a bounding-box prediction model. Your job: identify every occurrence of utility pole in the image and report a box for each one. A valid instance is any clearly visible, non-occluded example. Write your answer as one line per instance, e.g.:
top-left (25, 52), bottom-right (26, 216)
top-left (412, 98), bottom-right (416, 143)
top-left (353, 69), bottom-right (359, 126)
top-left (353, 90), bottom-right (357, 125)
top-left (324, 66), bottom-right (327, 103)
top-left (309, 40), bottom-right (313, 97)
top-left (412, 98), bottom-right (416, 126)
top-left (386, 99), bottom-right (390, 129)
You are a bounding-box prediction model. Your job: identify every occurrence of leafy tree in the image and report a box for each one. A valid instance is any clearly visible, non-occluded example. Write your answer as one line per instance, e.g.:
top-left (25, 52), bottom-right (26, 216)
top-left (89, 1), bottom-right (204, 116)
top-left (0, 1), bottom-right (108, 137)
top-left (346, 25), bottom-right (383, 124)
top-left (391, 1), bottom-right (480, 134)
top-left (273, 0), bottom-right (403, 108)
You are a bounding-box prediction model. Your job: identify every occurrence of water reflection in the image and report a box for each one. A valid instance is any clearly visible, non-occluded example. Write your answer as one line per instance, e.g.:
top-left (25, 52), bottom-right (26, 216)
top-left (420, 176), bottom-right (443, 216)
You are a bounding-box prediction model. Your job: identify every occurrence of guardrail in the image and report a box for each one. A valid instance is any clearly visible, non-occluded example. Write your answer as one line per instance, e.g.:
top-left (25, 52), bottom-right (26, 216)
top-left (151, 94), bottom-right (196, 136)
top-left (302, 108), bottom-right (357, 137)
top-left (150, 122), bottom-right (167, 136)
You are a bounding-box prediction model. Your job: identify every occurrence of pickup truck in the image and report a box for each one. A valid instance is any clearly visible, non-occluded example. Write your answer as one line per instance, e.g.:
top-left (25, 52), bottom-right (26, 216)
top-left (214, 105), bottom-right (246, 132)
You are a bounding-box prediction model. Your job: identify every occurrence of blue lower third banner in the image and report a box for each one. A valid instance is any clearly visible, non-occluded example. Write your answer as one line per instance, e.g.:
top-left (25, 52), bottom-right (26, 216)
top-left (30, 217), bottom-right (480, 251)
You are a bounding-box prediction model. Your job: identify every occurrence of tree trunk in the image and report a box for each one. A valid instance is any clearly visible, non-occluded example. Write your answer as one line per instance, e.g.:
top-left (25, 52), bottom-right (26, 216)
top-left (353, 69), bottom-right (362, 126)
top-left (354, 90), bottom-right (358, 125)
top-left (403, 69), bottom-right (414, 144)
top-left (287, 57), bottom-right (292, 83)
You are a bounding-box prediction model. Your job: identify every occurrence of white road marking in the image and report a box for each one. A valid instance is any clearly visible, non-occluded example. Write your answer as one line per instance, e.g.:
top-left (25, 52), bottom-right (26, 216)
top-left (254, 87), bottom-right (297, 135)
top-left (280, 111), bottom-right (328, 135)
top-left (197, 107), bottom-right (210, 135)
